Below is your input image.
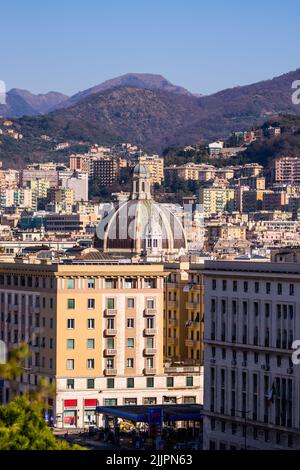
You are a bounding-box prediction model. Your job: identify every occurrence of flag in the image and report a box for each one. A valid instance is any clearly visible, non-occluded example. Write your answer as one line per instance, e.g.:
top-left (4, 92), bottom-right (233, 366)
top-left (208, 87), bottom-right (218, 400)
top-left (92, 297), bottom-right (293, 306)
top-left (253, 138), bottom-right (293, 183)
top-left (185, 320), bottom-right (193, 327)
top-left (266, 382), bottom-right (276, 407)
top-left (183, 283), bottom-right (193, 292)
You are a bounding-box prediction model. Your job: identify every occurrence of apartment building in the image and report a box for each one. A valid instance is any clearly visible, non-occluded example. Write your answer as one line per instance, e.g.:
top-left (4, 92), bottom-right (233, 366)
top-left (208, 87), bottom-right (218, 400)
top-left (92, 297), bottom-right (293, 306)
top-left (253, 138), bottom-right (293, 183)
top-left (199, 187), bottom-right (235, 215)
top-left (0, 258), bottom-right (202, 428)
top-left (164, 261), bottom-right (204, 366)
top-left (262, 191), bottom-right (287, 212)
top-left (274, 157), bottom-right (300, 185)
top-left (69, 154), bottom-right (91, 174)
top-left (92, 157), bottom-right (119, 187)
top-left (203, 260), bottom-right (300, 450)
top-left (45, 213), bottom-right (97, 233)
top-left (138, 155), bottom-right (164, 185)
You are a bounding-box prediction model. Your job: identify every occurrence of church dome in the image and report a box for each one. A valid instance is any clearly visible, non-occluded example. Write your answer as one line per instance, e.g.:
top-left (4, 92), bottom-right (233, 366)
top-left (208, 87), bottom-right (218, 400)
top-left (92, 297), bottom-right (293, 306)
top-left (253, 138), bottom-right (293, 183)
top-left (94, 160), bottom-right (187, 259)
top-left (133, 163), bottom-right (149, 178)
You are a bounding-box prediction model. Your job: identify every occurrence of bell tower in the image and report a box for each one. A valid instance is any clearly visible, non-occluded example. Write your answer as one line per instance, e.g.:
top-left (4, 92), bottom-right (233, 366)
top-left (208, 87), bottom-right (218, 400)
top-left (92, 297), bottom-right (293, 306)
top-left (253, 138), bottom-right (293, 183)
top-left (131, 160), bottom-right (152, 200)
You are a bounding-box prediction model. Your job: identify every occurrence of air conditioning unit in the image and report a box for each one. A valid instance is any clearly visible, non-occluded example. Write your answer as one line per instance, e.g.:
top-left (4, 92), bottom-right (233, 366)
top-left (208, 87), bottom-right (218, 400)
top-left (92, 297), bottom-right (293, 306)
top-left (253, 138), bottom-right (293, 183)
top-left (231, 359), bottom-right (237, 366)
top-left (242, 361), bottom-right (247, 367)
top-left (287, 368), bottom-right (294, 374)
top-left (261, 364), bottom-right (270, 371)
top-left (210, 358), bottom-right (216, 364)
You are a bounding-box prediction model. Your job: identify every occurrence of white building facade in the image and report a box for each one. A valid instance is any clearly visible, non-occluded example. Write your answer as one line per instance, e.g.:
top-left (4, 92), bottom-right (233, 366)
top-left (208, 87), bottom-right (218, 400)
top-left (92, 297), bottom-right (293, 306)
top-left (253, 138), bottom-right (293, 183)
top-left (203, 260), bottom-right (300, 450)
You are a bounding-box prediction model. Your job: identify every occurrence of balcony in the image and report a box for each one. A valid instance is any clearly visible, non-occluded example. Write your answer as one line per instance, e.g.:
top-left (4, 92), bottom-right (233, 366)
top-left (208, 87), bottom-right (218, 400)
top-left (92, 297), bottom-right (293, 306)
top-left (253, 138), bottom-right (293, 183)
top-left (144, 348), bottom-right (157, 355)
top-left (104, 368), bottom-right (117, 376)
top-left (164, 365), bottom-right (200, 374)
top-left (185, 339), bottom-right (198, 348)
top-left (143, 368), bottom-right (156, 375)
top-left (105, 309), bottom-right (117, 316)
top-left (104, 329), bottom-right (117, 336)
top-left (185, 302), bottom-right (199, 310)
top-left (167, 301), bottom-right (178, 308)
top-left (168, 318), bottom-right (178, 326)
top-left (144, 308), bottom-right (157, 316)
top-left (168, 338), bottom-right (178, 346)
top-left (144, 328), bottom-right (156, 336)
top-left (104, 349), bottom-right (116, 356)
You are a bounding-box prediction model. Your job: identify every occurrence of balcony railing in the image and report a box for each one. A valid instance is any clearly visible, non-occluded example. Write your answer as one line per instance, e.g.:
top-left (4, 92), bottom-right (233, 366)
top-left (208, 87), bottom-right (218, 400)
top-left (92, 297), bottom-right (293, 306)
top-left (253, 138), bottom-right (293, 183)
top-left (104, 368), bottom-right (117, 376)
top-left (105, 309), bottom-right (117, 316)
top-left (144, 328), bottom-right (156, 336)
top-left (104, 329), bottom-right (117, 336)
top-left (144, 348), bottom-right (157, 355)
top-left (143, 368), bottom-right (156, 375)
top-left (185, 302), bottom-right (199, 310)
top-left (185, 339), bottom-right (198, 347)
top-left (167, 338), bottom-right (178, 346)
top-left (144, 308), bottom-right (157, 316)
top-left (104, 349), bottom-right (116, 356)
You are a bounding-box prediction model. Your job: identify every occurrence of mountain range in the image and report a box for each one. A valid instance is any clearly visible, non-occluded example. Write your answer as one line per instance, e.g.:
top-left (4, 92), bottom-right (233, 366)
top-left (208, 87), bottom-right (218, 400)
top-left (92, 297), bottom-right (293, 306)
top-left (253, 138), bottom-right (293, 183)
top-left (0, 70), bottom-right (300, 163)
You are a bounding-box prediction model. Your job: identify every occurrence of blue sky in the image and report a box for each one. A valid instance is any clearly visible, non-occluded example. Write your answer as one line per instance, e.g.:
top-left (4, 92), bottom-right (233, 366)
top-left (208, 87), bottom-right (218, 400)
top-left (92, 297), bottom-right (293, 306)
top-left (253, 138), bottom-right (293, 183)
top-left (1, 0), bottom-right (300, 96)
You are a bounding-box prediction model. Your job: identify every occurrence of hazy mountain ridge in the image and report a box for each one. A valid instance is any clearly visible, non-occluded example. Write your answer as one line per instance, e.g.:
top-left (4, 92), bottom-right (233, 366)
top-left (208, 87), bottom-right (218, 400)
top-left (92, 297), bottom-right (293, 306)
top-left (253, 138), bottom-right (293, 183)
top-left (0, 89), bottom-right (68, 117)
top-left (1, 69), bottom-right (300, 164)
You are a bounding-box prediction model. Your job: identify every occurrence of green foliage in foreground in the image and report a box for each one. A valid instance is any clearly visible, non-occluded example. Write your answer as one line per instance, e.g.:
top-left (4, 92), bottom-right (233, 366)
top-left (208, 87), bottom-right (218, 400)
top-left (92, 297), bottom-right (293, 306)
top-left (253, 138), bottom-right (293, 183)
top-left (0, 396), bottom-right (84, 450)
top-left (0, 344), bottom-right (86, 450)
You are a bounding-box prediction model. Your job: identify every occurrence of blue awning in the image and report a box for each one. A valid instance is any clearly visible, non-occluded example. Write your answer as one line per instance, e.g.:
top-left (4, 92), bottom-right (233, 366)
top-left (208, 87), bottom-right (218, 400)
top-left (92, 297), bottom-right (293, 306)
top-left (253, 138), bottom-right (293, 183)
top-left (95, 404), bottom-right (203, 422)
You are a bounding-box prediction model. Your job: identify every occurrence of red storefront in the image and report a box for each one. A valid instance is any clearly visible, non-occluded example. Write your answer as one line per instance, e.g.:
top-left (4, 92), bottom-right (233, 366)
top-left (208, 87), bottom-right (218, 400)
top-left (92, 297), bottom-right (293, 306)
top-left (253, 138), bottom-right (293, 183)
top-left (84, 399), bottom-right (98, 427)
top-left (63, 399), bottom-right (78, 428)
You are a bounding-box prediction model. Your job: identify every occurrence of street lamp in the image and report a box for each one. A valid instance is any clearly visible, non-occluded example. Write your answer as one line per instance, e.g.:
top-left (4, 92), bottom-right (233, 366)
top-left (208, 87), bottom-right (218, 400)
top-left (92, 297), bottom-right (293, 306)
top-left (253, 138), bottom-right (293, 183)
top-left (236, 409), bottom-right (250, 450)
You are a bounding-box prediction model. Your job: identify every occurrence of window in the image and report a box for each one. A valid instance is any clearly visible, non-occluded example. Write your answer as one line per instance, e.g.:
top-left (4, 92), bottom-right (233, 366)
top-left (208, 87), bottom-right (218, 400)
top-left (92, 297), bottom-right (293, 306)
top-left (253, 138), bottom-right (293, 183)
top-left (127, 318), bottom-right (134, 328)
top-left (66, 359), bottom-right (74, 370)
top-left (106, 358), bottom-right (114, 369)
top-left (88, 278), bottom-right (95, 289)
top-left (266, 282), bottom-right (271, 294)
top-left (87, 339), bottom-right (95, 349)
top-left (107, 378), bottom-right (114, 389)
top-left (212, 279), bottom-right (217, 290)
top-left (67, 299), bottom-right (75, 309)
top-left (87, 299), bottom-right (95, 309)
top-left (277, 283), bottom-right (282, 295)
top-left (67, 379), bottom-right (74, 389)
top-left (289, 284), bottom-right (294, 296)
top-left (105, 279), bottom-right (116, 289)
top-left (146, 298), bottom-right (154, 309)
top-left (87, 378), bottom-right (95, 389)
top-left (125, 278), bottom-right (136, 289)
top-left (244, 281), bottom-right (248, 292)
top-left (107, 338), bottom-right (114, 349)
top-left (147, 377), bottom-right (154, 388)
top-left (67, 339), bottom-right (75, 349)
top-left (127, 378), bottom-right (134, 388)
top-left (87, 359), bottom-right (95, 369)
top-left (146, 357), bottom-right (154, 369)
top-left (277, 356), bottom-right (282, 367)
top-left (233, 280), bottom-right (237, 292)
top-left (104, 399), bottom-right (117, 406)
top-left (147, 337), bottom-right (154, 348)
top-left (127, 298), bottom-right (135, 308)
top-left (167, 377), bottom-right (174, 387)
top-left (106, 298), bottom-right (115, 309)
top-left (87, 318), bottom-right (95, 329)
top-left (222, 280), bottom-right (227, 291)
top-left (186, 376), bottom-right (193, 387)
top-left (67, 319), bottom-right (75, 329)
top-left (127, 338), bottom-right (134, 348)
top-left (126, 358), bottom-right (134, 368)
top-left (254, 282), bottom-right (259, 293)
top-left (142, 398), bottom-right (157, 406)
top-left (68, 279), bottom-right (75, 289)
